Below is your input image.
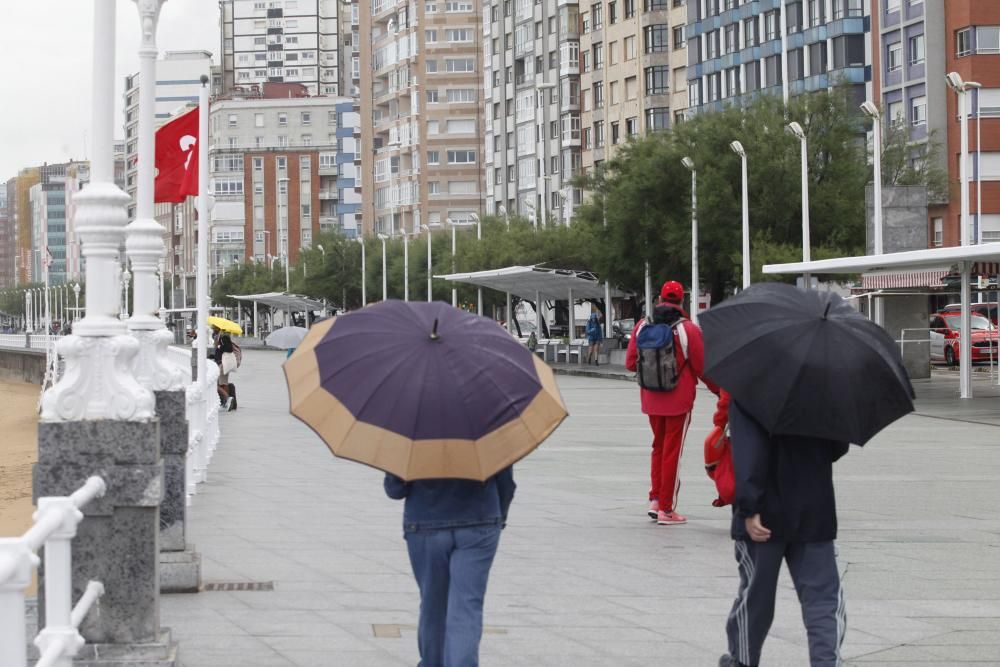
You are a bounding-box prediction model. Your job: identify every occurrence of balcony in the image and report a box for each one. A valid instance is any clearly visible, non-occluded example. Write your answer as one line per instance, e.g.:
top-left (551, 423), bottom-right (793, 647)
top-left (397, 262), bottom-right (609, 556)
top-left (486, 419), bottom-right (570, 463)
top-left (318, 162), bottom-right (338, 175)
top-left (318, 190), bottom-right (338, 200)
top-left (319, 216), bottom-right (338, 227)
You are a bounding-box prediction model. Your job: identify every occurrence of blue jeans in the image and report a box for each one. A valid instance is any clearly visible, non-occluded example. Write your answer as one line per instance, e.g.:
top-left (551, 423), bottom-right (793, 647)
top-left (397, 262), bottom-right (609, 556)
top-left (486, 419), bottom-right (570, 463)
top-left (404, 524), bottom-right (502, 667)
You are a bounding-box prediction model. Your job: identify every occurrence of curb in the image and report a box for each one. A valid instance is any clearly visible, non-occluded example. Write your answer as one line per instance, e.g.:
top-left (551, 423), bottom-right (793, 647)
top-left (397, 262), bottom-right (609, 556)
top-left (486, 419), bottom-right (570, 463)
top-left (550, 366), bottom-right (635, 382)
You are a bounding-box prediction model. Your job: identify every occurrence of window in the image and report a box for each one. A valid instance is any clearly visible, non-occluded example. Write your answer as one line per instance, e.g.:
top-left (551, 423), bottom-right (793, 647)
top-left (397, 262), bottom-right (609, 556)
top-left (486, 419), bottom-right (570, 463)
top-left (426, 60), bottom-right (438, 73)
top-left (788, 48), bottom-right (805, 81)
top-left (689, 80), bottom-right (702, 107)
top-left (610, 80), bottom-right (619, 105)
top-left (672, 26), bottom-right (685, 50)
top-left (645, 107), bottom-right (669, 131)
top-left (645, 25), bottom-right (668, 53)
top-left (426, 29), bottom-right (437, 43)
top-left (909, 34), bottom-right (924, 65)
top-left (625, 76), bottom-right (637, 100)
top-left (786, 2), bottom-right (802, 33)
top-left (507, 165), bottom-right (515, 181)
top-left (446, 28), bottom-right (473, 42)
top-left (932, 217), bottom-right (943, 247)
top-left (977, 26), bottom-right (1000, 54)
top-left (446, 88), bottom-right (476, 103)
top-left (744, 18), bottom-right (758, 47)
top-left (427, 151), bottom-right (440, 164)
top-left (535, 21), bottom-right (543, 38)
top-left (625, 35), bottom-right (637, 60)
top-left (582, 50), bottom-right (591, 72)
top-left (592, 2), bottom-right (602, 29)
top-left (644, 0), bottom-right (667, 9)
top-left (808, 0), bottom-right (823, 26)
top-left (427, 120), bottom-right (440, 135)
top-left (626, 116), bottom-right (637, 136)
top-left (887, 100), bottom-right (904, 126)
top-left (887, 42), bottom-right (902, 72)
top-left (609, 1), bottom-right (617, 23)
top-left (706, 30), bottom-right (720, 59)
top-left (594, 121), bottom-right (605, 148)
top-left (624, 0), bottom-right (635, 19)
top-left (447, 150), bottom-right (476, 164)
top-left (611, 121), bottom-right (620, 145)
top-left (278, 112), bottom-right (288, 126)
top-left (594, 81), bottom-right (604, 107)
top-left (301, 111), bottom-right (312, 126)
top-left (832, 34), bottom-right (865, 68)
top-left (446, 0), bottom-right (474, 10)
top-left (582, 126), bottom-right (592, 149)
top-left (446, 58), bottom-right (476, 72)
top-left (885, 0), bottom-right (900, 12)
top-left (593, 42), bottom-right (603, 69)
top-left (725, 66), bottom-right (740, 97)
top-left (254, 182), bottom-right (264, 195)
top-left (645, 65), bottom-right (669, 94)
top-left (228, 114), bottom-right (238, 128)
top-left (808, 42), bottom-right (827, 76)
top-left (582, 12), bottom-right (590, 33)
top-left (300, 156), bottom-right (310, 171)
top-left (764, 10), bottom-right (779, 40)
top-left (911, 95), bottom-right (927, 126)
top-left (213, 178), bottom-right (244, 196)
top-left (447, 119), bottom-right (477, 133)
top-left (723, 24), bottom-right (738, 54)
top-left (550, 50), bottom-right (558, 69)
top-left (253, 158), bottom-right (263, 171)
top-left (956, 28), bottom-right (972, 57)
top-left (427, 90), bottom-right (439, 103)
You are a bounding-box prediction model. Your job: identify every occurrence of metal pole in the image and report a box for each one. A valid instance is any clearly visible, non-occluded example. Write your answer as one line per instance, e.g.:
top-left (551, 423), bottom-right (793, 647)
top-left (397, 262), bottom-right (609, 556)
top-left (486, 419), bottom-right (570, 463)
top-left (604, 281), bottom-right (612, 338)
top-left (960, 261), bottom-right (972, 399)
top-left (800, 135), bottom-right (811, 288)
top-left (568, 287), bottom-right (574, 342)
top-left (976, 93), bottom-right (982, 245)
top-left (740, 152), bottom-right (750, 289)
top-left (403, 233), bottom-right (409, 301)
top-left (960, 88), bottom-right (970, 247)
top-left (690, 169), bottom-right (699, 326)
top-left (451, 225), bottom-right (457, 307)
top-left (476, 218), bottom-right (482, 315)
top-left (872, 112), bottom-right (884, 256)
top-left (196, 78), bottom-right (209, 391)
top-left (426, 229), bottom-right (432, 302)
top-left (644, 261), bottom-right (652, 318)
top-left (506, 291), bottom-right (513, 333)
top-left (381, 237), bottom-right (387, 302)
top-left (535, 290), bottom-right (542, 337)
top-left (283, 188), bottom-right (290, 293)
top-left (359, 238), bottom-right (366, 307)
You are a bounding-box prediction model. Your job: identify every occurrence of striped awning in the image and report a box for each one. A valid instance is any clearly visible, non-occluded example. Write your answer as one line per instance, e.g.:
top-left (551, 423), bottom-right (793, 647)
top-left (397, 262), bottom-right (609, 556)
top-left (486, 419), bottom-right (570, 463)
top-left (973, 262), bottom-right (1000, 276)
top-left (861, 268), bottom-right (950, 290)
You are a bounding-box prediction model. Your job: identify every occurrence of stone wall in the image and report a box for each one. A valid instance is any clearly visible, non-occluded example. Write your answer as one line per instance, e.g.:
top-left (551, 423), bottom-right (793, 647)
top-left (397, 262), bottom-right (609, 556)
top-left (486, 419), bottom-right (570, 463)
top-left (0, 347), bottom-right (47, 384)
top-left (882, 294), bottom-right (932, 380)
top-left (866, 185), bottom-right (930, 254)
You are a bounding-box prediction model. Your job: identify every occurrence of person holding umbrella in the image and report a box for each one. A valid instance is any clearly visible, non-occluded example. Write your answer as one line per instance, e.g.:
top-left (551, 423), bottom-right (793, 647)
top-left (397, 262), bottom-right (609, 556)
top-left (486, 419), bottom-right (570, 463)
top-left (700, 283), bottom-right (915, 667)
top-left (282, 300), bottom-right (567, 667)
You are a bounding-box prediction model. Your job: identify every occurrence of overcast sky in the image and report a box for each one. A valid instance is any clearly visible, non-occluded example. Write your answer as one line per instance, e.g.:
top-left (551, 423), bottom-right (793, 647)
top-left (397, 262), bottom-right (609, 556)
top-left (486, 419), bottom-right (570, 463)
top-left (0, 0), bottom-right (218, 181)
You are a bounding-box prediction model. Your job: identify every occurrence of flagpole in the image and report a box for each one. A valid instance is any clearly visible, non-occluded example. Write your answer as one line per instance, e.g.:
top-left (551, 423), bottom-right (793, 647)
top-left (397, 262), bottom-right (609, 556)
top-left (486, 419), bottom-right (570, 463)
top-left (196, 76), bottom-right (209, 398)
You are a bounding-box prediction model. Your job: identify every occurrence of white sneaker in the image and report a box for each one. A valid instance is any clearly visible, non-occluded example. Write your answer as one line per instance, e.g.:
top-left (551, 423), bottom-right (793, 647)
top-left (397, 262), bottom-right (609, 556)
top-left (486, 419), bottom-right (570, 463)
top-left (225, 397), bottom-right (234, 411)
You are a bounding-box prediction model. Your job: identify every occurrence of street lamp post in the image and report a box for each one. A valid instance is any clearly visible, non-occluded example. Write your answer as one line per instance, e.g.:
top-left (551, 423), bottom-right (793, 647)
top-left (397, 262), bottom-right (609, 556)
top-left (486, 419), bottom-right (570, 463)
top-left (422, 223), bottom-right (441, 301)
top-left (278, 176), bottom-right (290, 293)
top-left (471, 213), bottom-right (482, 315)
top-left (536, 81), bottom-right (556, 229)
top-left (681, 157), bottom-right (699, 325)
top-left (946, 72), bottom-right (982, 400)
top-left (357, 237), bottom-right (366, 307)
top-left (377, 233), bottom-right (388, 302)
top-left (447, 219), bottom-right (458, 306)
top-left (498, 204), bottom-right (509, 229)
top-left (860, 102), bottom-right (884, 256)
top-left (403, 232), bottom-right (409, 301)
top-left (73, 283), bottom-right (80, 326)
top-left (729, 141), bottom-right (750, 289)
top-left (786, 121), bottom-right (811, 287)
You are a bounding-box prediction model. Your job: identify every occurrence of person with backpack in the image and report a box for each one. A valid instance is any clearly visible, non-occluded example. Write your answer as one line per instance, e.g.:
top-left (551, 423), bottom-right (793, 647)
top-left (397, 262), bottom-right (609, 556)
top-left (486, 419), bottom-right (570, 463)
top-left (585, 306), bottom-right (603, 365)
top-left (625, 280), bottom-right (716, 526)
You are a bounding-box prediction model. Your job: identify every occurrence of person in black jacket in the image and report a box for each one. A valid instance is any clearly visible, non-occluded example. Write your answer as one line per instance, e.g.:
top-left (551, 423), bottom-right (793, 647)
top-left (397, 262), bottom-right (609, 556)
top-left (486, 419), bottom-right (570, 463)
top-left (719, 401), bottom-right (849, 667)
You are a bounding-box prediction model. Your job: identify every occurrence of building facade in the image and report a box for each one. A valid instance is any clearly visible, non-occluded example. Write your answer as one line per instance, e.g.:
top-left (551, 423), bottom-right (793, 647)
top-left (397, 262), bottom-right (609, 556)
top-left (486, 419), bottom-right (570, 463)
top-left (219, 0), bottom-right (360, 97)
top-left (685, 0), bottom-right (869, 114)
top-left (208, 91), bottom-right (361, 276)
top-left (360, 0), bottom-right (487, 237)
top-left (0, 187), bottom-right (11, 289)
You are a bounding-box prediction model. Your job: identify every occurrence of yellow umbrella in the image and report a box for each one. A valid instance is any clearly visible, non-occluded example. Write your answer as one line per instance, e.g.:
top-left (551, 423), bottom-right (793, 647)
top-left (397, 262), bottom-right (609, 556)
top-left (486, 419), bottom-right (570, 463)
top-left (208, 316), bottom-right (242, 335)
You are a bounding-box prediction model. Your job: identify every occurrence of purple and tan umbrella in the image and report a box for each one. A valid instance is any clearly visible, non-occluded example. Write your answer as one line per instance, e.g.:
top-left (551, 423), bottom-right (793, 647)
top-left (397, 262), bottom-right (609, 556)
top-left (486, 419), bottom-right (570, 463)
top-left (283, 300), bottom-right (568, 481)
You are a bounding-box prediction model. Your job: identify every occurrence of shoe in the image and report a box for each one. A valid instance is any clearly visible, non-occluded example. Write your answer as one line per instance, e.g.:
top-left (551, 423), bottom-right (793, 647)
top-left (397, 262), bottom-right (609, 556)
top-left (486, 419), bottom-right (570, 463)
top-left (647, 500), bottom-right (659, 520)
top-left (225, 397), bottom-right (234, 411)
top-left (718, 656), bottom-right (738, 667)
top-left (656, 510), bottom-right (687, 525)
top-left (229, 397), bottom-right (237, 411)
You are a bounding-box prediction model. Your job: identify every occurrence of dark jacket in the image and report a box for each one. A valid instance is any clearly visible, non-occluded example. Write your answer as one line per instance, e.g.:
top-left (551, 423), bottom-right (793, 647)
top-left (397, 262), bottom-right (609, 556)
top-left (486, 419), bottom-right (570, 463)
top-left (384, 467), bottom-right (516, 533)
top-left (729, 401), bottom-right (849, 543)
top-left (213, 333), bottom-right (233, 364)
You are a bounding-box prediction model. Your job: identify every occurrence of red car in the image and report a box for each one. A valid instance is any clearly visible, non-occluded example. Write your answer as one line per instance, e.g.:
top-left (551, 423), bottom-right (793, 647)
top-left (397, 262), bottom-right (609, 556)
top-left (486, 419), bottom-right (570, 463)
top-left (929, 311), bottom-right (999, 365)
top-left (943, 302), bottom-right (998, 326)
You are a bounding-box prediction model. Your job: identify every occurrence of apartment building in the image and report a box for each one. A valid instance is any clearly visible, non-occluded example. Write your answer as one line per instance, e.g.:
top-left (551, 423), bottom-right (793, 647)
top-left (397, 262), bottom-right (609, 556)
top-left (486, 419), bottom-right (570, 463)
top-left (579, 0), bottom-right (690, 173)
top-left (0, 189), bottom-right (10, 289)
top-left (208, 89), bottom-right (361, 275)
top-left (685, 0), bottom-right (869, 114)
top-left (219, 0), bottom-right (360, 97)
top-left (359, 0), bottom-right (487, 237)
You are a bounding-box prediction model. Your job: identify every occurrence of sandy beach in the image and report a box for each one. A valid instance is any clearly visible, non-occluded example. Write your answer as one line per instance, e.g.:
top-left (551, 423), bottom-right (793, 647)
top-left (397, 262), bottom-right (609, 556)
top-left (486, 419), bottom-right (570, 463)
top-left (0, 380), bottom-right (39, 538)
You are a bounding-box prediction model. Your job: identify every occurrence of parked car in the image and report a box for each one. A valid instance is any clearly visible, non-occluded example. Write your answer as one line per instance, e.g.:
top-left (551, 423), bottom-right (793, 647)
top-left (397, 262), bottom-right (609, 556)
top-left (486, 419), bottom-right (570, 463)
top-left (929, 311), bottom-right (999, 366)
top-left (943, 302), bottom-right (998, 326)
top-left (612, 318), bottom-right (636, 348)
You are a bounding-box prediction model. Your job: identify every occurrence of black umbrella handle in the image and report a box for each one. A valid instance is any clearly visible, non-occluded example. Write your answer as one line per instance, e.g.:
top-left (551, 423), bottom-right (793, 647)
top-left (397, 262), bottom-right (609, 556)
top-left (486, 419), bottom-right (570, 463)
top-left (430, 318), bottom-right (440, 341)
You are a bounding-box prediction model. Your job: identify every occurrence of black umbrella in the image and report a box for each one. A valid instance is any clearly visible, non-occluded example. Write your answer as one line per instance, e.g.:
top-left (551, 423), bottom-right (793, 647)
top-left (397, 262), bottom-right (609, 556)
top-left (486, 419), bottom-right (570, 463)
top-left (700, 282), bottom-right (914, 445)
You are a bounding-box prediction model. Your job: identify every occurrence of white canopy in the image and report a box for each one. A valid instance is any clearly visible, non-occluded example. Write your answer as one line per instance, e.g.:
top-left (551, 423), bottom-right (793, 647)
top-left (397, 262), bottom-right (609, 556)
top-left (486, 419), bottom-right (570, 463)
top-left (434, 266), bottom-right (628, 301)
top-left (226, 292), bottom-right (327, 311)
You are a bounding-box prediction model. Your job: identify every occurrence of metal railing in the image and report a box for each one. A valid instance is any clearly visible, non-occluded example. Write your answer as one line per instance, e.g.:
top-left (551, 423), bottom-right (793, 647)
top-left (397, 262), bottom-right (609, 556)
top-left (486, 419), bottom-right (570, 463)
top-left (166, 346), bottom-right (221, 504)
top-left (899, 327), bottom-right (997, 382)
top-left (0, 476), bottom-right (107, 667)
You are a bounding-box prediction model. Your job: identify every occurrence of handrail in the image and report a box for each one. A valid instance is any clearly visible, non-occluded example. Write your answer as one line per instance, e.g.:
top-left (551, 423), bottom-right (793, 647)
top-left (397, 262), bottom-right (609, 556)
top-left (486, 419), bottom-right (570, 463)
top-left (0, 476), bottom-right (106, 667)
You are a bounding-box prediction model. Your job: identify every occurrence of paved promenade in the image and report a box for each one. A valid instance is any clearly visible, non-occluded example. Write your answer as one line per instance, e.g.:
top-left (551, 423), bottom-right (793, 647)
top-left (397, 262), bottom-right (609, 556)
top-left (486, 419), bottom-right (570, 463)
top-left (162, 350), bottom-right (1000, 666)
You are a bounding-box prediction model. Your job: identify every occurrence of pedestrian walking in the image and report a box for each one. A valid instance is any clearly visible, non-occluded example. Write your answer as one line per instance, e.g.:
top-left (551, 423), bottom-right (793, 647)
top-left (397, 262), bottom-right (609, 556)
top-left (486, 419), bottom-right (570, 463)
top-left (384, 468), bottom-right (516, 667)
top-left (625, 280), bottom-right (716, 526)
top-left (585, 306), bottom-right (603, 365)
top-left (699, 283), bottom-right (916, 667)
top-left (213, 326), bottom-right (237, 411)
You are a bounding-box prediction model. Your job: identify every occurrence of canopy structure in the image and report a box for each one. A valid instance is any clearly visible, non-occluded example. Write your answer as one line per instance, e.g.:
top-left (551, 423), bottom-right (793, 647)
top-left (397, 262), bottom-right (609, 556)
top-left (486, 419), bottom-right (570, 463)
top-left (763, 242), bottom-right (1000, 399)
top-left (435, 265), bottom-right (629, 339)
top-left (227, 292), bottom-right (327, 312)
top-left (434, 266), bottom-right (628, 301)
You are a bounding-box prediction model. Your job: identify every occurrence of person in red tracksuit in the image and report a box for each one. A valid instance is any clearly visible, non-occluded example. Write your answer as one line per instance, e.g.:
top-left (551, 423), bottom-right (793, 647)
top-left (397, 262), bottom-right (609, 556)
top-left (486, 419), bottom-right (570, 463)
top-left (626, 280), bottom-right (717, 525)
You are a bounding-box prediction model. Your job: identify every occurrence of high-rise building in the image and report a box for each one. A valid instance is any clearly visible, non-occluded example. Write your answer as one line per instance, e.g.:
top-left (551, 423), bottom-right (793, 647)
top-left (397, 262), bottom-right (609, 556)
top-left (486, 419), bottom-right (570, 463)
top-left (208, 86), bottom-right (361, 281)
top-left (359, 0), bottom-right (487, 237)
top-left (0, 188), bottom-right (11, 289)
top-left (684, 0), bottom-right (869, 114)
top-left (21, 162), bottom-right (88, 287)
top-left (219, 0), bottom-right (360, 98)
top-left (12, 168), bottom-right (40, 285)
top-left (872, 0), bottom-right (1000, 249)
top-left (484, 0), bottom-right (582, 223)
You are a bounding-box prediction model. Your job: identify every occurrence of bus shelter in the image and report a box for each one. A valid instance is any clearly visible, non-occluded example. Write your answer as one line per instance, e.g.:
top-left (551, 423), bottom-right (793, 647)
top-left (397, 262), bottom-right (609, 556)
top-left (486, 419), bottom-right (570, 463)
top-left (227, 292), bottom-right (328, 338)
top-left (435, 265), bottom-right (629, 338)
top-left (764, 242), bottom-right (1000, 399)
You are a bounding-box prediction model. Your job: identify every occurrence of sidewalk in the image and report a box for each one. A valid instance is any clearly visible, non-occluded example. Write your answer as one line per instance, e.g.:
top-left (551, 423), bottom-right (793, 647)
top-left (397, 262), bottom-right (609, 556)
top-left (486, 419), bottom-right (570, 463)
top-left (162, 350), bottom-right (1000, 666)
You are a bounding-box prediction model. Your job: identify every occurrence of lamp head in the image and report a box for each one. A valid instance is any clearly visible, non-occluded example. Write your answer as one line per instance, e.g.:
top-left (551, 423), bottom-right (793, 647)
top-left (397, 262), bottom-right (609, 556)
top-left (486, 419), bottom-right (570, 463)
top-left (377, 233), bottom-right (388, 240)
top-left (729, 141), bottom-right (745, 157)
top-left (946, 71), bottom-right (964, 91)
top-left (786, 122), bottom-right (806, 140)
top-left (860, 101), bottom-right (879, 118)
top-left (681, 156), bottom-right (695, 171)
top-left (316, 244), bottom-right (324, 252)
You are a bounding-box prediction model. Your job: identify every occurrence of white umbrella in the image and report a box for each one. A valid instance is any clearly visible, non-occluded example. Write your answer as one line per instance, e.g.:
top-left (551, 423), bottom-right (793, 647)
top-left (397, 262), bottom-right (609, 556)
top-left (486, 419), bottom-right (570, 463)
top-left (266, 326), bottom-right (309, 349)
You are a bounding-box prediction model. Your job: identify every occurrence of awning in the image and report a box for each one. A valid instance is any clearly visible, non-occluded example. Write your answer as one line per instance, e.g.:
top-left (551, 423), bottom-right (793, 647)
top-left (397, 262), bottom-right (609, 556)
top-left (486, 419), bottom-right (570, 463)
top-left (434, 266), bottom-right (628, 301)
top-left (226, 292), bottom-right (327, 311)
top-left (861, 268), bottom-right (950, 290)
top-left (763, 242), bottom-right (1000, 276)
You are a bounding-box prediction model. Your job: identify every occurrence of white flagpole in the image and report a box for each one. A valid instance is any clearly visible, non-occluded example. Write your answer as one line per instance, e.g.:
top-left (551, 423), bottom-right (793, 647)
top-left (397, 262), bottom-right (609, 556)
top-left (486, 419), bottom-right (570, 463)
top-left (196, 77), bottom-right (209, 392)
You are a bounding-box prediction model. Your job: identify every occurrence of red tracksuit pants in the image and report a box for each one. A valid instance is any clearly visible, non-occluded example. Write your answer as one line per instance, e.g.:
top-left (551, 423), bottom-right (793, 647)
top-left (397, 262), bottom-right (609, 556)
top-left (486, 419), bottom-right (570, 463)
top-left (648, 413), bottom-right (692, 512)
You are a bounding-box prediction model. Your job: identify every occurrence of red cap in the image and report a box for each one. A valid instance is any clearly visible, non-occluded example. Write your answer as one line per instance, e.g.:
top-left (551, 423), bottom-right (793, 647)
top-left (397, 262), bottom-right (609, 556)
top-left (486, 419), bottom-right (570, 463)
top-left (660, 280), bottom-right (685, 303)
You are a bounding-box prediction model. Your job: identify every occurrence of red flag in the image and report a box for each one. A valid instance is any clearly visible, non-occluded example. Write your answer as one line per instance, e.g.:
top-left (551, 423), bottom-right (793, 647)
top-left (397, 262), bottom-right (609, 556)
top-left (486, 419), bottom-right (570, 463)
top-left (154, 107), bottom-right (200, 203)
